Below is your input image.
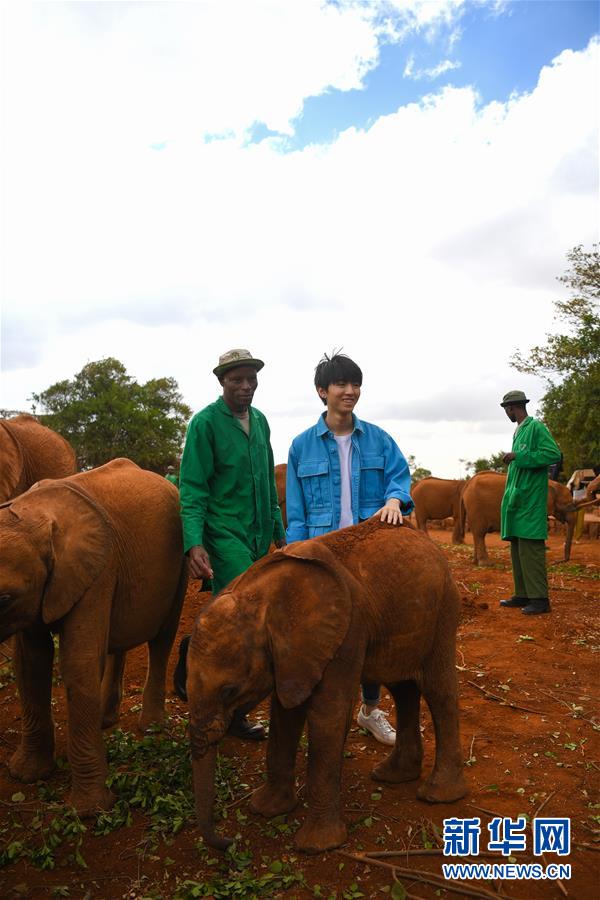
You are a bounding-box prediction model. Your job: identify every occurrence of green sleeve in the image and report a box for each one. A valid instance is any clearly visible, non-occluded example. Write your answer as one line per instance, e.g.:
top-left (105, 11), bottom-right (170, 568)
top-left (513, 420), bottom-right (561, 470)
top-left (179, 415), bottom-right (215, 553)
top-left (265, 418), bottom-right (285, 541)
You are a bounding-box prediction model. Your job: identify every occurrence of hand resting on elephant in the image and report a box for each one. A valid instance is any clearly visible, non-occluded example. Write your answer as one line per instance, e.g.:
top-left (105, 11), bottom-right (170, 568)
top-left (187, 517), bottom-right (467, 854)
top-left (0, 458), bottom-right (188, 816)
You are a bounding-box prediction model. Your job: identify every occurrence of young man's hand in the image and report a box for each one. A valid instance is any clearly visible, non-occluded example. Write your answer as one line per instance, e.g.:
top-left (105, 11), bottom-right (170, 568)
top-left (274, 538), bottom-right (287, 549)
top-left (377, 498), bottom-right (403, 525)
top-left (188, 545), bottom-right (214, 580)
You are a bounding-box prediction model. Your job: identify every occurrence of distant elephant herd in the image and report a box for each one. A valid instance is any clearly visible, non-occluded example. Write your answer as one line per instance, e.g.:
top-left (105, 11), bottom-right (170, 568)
top-left (0, 417), bottom-right (575, 852)
top-left (410, 472), bottom-right (575, 565)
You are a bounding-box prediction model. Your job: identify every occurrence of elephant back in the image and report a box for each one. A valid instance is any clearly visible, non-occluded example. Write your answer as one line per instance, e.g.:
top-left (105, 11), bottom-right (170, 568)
top-left (0, 416), bottom-right (77, 501)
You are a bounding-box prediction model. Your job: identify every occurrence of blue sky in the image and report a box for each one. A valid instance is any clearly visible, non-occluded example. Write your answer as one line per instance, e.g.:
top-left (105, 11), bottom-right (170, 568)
top-left (251, 1), bottom-right (600, 149)
top-left (2, 0), bottom-right (599, 476)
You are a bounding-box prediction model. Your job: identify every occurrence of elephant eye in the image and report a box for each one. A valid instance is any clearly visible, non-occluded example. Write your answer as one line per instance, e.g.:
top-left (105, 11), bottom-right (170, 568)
top-left (0, 593), bottom-right (12, 604)
top-left (220, 684), bottom-right (239, 703)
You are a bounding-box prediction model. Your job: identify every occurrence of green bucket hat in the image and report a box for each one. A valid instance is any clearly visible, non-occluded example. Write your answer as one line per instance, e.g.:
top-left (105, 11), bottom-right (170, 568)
top-left (500, 390), bottom-right (530, 407)
top-left (213, 349), bottom-right (265, 377)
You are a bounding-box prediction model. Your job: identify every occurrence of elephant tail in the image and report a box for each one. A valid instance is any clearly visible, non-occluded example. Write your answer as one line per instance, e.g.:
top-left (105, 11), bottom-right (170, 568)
top-left (459, 492), bottom-right (468, 538)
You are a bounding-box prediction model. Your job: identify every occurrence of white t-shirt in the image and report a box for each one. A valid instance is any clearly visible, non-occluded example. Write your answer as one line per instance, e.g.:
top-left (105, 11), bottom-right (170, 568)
top-left (334, 433), bottom-right (353, 529)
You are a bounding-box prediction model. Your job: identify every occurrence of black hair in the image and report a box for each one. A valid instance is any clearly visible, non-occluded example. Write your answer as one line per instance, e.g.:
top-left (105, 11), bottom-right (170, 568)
top-left (314, 352), bottom-right (363, 404)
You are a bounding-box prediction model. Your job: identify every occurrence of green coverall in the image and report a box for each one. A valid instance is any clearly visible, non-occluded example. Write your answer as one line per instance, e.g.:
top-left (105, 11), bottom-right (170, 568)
top-left (501, 416), bottom-right (561, 599)
top-left (179, 397), bottom-right (285, 594)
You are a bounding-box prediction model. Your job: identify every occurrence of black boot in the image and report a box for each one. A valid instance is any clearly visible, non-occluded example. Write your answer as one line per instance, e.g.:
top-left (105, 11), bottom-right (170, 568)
top-left (227, 710), bottom-right (266, 741)
top-left (499, 596), bottom-right (528, 608)
top-left (173, 635), bottom-right (190, 701)
top-left (521, 598), bottom-right (551, 615)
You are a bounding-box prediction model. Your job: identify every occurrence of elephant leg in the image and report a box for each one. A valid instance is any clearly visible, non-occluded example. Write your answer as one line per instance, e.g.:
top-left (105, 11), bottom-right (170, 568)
top-left (294, 668), bottom-right (355, 853)
top-left (371, 680), bottom-right (422, 784)
top-left (140, 561), bottom-right (188, 731)
top-left (472, 530), bottom-right (491, 566)
top-left (9, 628), bottom-right (56, 782)
top-left (250, 694), bottom-right (306, 818)
top-left (418, 654), bottom-right (467, 804)
top-left (101, 652), bottom-right (126, 729)
top-left (59, 590), bottom-right (115, 816)
top-left (451, 518), bottom-right (464, 544)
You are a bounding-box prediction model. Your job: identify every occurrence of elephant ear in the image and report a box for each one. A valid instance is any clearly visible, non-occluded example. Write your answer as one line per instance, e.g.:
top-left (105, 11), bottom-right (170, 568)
top-left (31, 482), bottom-right (112, 624)
top-left (0, 421), bottom-right (24, 501)
top-left (265, 542), bottom-right (353, 709)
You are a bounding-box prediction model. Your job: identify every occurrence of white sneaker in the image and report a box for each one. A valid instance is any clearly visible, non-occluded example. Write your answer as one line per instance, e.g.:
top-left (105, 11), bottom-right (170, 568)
top-left (356, 705), bottom-right (396, 746)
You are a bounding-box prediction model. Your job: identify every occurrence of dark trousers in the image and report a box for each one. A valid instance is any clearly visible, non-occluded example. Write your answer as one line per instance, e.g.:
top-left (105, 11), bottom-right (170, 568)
top-left (361, 683), bottom-right (380, 704)
top-left (510, 538), bottom-right (548, 599)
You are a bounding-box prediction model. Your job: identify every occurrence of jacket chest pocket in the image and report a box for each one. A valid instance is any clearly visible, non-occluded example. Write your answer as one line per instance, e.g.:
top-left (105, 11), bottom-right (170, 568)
top-left (297, 459), bottom-right (331, 510)
top-left (360, 454), bottom-right (385, 503)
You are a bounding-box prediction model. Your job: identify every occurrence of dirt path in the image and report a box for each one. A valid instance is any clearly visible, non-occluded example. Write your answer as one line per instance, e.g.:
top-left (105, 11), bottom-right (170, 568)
top-left (0, 530), bottom-right (598, 899)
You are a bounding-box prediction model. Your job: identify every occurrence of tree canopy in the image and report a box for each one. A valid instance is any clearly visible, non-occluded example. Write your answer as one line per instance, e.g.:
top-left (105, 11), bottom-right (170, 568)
top-left (32, 358), bottom-right (192, 472)
top-left (407, 454), bottom-right (432, 484)
top-left (511, 244), bottom-right (599, 475)
top-left (461, 452), bottom-right (507, 477)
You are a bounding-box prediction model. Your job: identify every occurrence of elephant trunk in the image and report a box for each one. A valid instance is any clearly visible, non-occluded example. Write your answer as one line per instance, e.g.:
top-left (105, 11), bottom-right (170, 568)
top-left (563, 512), bottom-right (575, 562)
top-left (190, 737), bottom-right (232, 851)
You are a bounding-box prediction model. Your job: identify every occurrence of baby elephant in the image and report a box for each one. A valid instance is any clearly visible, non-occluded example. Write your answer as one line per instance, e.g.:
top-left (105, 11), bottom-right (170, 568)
top-left (188, 519), bottom-right (466, 854)
top-left (0, 459), bottom-right (188, 815)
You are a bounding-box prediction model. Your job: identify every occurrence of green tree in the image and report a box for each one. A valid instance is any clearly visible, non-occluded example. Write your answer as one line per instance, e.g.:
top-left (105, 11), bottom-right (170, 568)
top-left (407, 454), bottom-right (432, 484)
top-left (31, 358), bottom-right (192, 472)
top-left (461, 452), bottom-right (507, 477)
top-left (511, 244), bottom-right (600, 474)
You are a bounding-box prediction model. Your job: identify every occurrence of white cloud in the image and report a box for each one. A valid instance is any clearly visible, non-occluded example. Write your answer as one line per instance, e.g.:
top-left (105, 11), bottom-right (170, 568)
top-left (404, 55), bottom-right (461, 79)
top-left (1, 5), bottom-right (597, 477)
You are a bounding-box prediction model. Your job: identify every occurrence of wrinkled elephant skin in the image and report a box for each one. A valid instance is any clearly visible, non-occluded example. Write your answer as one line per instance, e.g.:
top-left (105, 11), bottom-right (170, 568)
top-left (187, 519), bottom-right (466, 854)
top-left (0, 459), bottom-right (188, 815)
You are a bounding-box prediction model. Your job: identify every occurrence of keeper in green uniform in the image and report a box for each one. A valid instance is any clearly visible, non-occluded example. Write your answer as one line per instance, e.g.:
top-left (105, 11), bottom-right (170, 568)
top-left (499, 390), bottom-right (562, 616)
top-left (174, 348), bottom-right (286, 739)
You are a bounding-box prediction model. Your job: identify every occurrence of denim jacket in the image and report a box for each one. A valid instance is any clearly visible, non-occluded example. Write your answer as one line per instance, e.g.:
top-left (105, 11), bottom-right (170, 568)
top-left (286, 413), bottom-right (413, 542)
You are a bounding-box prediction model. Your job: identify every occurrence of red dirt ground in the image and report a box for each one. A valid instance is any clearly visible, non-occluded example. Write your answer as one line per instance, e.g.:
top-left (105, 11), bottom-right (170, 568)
top-left (0, 528), bottom-right (598, 899)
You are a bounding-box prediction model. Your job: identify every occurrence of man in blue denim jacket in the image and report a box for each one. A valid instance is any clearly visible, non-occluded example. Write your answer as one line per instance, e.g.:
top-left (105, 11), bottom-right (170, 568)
top-left (286, 352), bottom-right (413, 745)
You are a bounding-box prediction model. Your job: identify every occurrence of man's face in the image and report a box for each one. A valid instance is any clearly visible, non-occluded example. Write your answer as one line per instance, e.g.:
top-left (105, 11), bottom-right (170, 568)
top-left (504, 404), bottom-right (518, 423)
top-left (318, 380), bottom-right (361, 415)
top-left (221, 366), bottom-right (258, 412)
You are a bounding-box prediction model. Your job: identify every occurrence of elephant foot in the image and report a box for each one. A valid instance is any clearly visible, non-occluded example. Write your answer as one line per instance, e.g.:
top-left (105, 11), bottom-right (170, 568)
top-left (417, 772), bottom-right (467, 804)
top-left (69, 786), bottom-right (115, 819)
top-left (9, 747), bottom-right (55, 783)
top-left (371, 754), bottom-right (422, 784)
top-left (295, 816), bottom-right (347, 854)
top-left (250, 783), bottom-right (298, 818)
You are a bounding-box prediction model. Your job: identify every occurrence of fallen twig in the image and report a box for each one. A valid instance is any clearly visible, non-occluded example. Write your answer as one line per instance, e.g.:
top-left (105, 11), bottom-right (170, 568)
top-left (538, 689), bottom-right (599, 727)
top-left (467, 803), bottom-right (502, 817)
top-left (364, 849), bottom-right (502, 860)
top-left (543, 851), bottom-right (568, 897)
top-left (574, 842), bottom-right (600, 851)
top-left (336, 850), bottom-right (515, 900)
top-left (533, 790), bottom-right (556, 819)
top-left (466, 680), bottom-right (544, 715)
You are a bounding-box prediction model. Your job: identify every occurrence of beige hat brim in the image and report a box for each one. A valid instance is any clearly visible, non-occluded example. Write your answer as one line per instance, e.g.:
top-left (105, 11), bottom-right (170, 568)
top-left (213, 358), bottom-right (265, 377)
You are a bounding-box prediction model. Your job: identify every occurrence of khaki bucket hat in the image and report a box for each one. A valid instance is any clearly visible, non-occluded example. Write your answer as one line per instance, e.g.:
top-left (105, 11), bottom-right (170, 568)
top-left (213, 349), bottom-right (265, 377)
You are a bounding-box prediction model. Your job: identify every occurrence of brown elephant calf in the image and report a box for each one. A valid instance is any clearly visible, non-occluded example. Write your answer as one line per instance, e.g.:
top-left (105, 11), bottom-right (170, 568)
top-left (188, 518), bottom-right (466, 854)
top-left (0, 459), bottom-right (188, 815)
